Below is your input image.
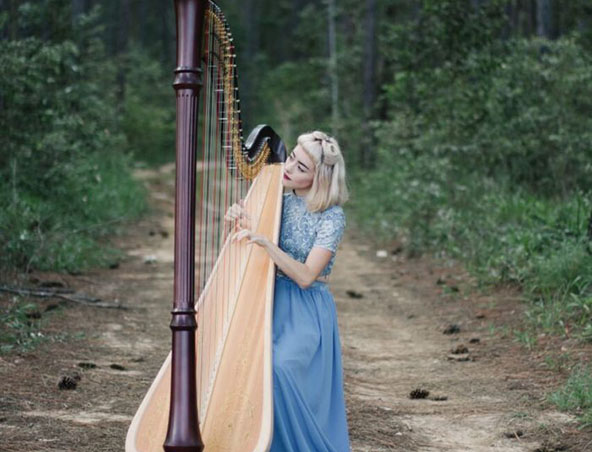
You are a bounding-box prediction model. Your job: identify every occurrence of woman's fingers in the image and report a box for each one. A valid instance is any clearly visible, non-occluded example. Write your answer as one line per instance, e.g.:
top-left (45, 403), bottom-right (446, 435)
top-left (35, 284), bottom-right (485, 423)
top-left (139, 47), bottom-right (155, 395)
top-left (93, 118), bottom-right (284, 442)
top-left (225, 202), bottom-right (251, 225)
top-left (232, 229), bottom-right (251, 242)
top-left (239, 216), bottom-right (251, 230)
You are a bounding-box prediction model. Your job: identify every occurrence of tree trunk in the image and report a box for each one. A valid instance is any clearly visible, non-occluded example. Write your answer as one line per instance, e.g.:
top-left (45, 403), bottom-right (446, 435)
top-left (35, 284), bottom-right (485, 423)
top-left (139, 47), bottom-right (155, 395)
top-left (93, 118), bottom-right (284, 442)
top-left (327, 0), bottom-right (339, 136)
top-left (117, 0), bottom-right (130, 108)
top-left (361, 0), bottom-right (376, 168)
top-left (239, 0), bottom-right (259, 130)
top-left (71, 0), bottom-right (86, 28)
top-left (536, 0), bottom-right (551, 38)
top-left (6, 0), bottom-right (19, 40)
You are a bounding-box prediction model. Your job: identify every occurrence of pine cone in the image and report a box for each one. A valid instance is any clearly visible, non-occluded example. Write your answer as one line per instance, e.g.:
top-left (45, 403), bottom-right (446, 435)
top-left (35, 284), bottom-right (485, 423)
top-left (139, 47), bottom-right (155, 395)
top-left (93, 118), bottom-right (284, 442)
top-left (58, 375), bottom-right (79, 390)
top-left (409, 388), bottom-right (429, 399)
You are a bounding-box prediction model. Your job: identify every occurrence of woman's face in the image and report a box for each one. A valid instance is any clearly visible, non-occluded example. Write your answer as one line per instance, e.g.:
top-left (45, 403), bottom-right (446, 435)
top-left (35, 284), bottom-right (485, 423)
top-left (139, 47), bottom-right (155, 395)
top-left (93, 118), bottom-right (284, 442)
top-left (282, 144), bottom-right (315, 191)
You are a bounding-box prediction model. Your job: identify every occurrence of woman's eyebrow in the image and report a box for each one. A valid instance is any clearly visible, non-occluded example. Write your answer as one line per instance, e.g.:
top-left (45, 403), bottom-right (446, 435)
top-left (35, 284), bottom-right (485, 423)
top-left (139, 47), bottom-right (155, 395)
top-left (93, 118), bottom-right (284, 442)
top-left (297, 160), bottom-right (310, 170)
top-left (293, 150), bottom-right (310, 170)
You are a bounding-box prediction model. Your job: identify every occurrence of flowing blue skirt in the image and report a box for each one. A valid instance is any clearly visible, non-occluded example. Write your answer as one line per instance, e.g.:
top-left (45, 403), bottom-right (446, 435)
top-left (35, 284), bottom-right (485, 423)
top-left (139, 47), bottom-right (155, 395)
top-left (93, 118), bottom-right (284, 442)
top-left (270, 275), bottom-right (351, 452)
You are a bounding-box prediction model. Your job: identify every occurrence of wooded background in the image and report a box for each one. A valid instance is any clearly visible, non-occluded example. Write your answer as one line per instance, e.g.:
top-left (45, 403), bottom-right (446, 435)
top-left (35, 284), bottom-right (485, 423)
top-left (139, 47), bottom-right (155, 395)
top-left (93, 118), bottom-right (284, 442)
top-left (1, 0), bottom-right (592, 427)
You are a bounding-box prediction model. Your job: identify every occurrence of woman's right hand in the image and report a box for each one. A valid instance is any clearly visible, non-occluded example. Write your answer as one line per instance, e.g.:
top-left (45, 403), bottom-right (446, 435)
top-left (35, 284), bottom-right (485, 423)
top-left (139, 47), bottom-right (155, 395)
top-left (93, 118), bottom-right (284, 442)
top-left (224, 199), bottom-right (251, 230)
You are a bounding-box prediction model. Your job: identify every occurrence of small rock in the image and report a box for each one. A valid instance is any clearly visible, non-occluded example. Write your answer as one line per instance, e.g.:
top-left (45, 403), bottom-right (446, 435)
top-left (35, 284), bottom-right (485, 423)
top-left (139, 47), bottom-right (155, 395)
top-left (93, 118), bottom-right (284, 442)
top-left (391, 245), bottom-right (403, 255)
top-left (430, 395), bottom-right (448, 401)
top-left (534, 440), bottom-right (568, 452)
top-left (447, 353), bottom-right (470, 361)
top-left (110, 363), bottom-right (126, 371)
top-left (109, 262), bottom-right (120, 269)
top-left (78, 362), bottom-right (97, 369)
top-left (443, 324), bottom-right (460, 334)
top-left (346, 290), bottom-right (364, 299)
top-left (25, 311), bottom-right (42, 319)
top-left (376, 250), bottom-right (388, 258)
top-left (451, 344), bottom-right (468, 354)
top-left (475, 311), bottom-right (486, 319)
top-left (144, 255), bottom-right (157, 264)
top-left (160, 230), bottom-right (169, 238)
top-left (469, 337), bottom-right (480, 343)
top-left (503, 429), bottom-right (524, 439)
top-left (38, 280), bottom-right (66, 288)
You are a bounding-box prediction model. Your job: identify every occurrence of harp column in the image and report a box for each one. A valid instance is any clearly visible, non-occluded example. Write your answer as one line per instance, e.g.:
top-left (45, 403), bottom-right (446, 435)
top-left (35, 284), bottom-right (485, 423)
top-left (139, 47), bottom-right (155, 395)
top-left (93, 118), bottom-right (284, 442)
top-left (164, 1), bottom-right (207, 451)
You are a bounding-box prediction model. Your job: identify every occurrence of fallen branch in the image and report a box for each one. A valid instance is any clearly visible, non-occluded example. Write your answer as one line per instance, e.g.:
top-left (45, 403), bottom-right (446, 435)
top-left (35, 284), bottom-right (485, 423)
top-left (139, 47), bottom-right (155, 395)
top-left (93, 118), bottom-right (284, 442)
top-left (0, 286), bottom-right (129, 310)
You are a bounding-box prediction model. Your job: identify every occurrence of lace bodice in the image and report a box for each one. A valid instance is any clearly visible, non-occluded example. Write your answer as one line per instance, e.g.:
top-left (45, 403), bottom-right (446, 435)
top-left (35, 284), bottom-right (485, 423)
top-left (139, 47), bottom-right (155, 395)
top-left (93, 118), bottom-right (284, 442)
top-left (278, 191), bottom-right (346, 277)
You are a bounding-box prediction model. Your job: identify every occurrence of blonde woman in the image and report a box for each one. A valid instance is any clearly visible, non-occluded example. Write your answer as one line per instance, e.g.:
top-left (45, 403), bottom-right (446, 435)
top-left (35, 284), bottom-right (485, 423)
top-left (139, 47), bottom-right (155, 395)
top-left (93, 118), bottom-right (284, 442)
top-left (229, 130), bottom-right (351, 451)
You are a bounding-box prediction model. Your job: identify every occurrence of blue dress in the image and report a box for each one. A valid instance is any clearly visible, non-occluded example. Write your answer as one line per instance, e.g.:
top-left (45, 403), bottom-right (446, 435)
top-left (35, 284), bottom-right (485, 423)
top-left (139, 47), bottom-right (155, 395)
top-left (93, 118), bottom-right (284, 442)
top-left (270, 192), bottom-right (351, 452)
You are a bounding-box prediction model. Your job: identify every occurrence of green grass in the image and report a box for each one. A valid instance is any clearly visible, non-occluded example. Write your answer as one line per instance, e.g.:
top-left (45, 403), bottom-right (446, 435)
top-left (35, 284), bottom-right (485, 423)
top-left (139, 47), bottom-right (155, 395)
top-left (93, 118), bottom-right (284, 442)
top-left (1, 298), bottom-right (52, 354)
top-left (0, 151), bottom-right (147, 273)
top-left (349, 158), bottom-right (592, 431)
top-left (0, 296), bottom-right (89, 354)
top-left (548, 364), bottom-right (592, 429)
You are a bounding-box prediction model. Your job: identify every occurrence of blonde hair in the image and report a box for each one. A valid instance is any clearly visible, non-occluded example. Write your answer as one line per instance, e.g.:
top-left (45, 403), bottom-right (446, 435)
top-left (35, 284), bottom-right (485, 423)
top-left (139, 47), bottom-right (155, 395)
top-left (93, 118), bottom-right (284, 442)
top-left (297, 130), bottom-right (349, 213)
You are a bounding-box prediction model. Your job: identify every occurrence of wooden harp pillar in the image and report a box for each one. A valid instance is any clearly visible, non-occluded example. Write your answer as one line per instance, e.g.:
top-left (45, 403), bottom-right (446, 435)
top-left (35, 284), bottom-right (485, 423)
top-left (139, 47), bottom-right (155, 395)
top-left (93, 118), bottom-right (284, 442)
top-left (165, 0), bottom-right (207, 451)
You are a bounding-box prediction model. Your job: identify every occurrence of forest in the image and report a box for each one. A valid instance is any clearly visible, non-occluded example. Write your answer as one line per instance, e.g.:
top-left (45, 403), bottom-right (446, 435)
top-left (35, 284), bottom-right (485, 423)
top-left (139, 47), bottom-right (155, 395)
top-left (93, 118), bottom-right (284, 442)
top-left (1, 0), bottom-right (592, 432)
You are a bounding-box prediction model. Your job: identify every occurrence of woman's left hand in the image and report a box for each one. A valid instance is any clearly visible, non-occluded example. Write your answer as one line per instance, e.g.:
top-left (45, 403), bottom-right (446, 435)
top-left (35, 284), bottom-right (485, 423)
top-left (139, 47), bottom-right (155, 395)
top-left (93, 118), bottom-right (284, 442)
top-left (232, 229), bottom-right (269, 248)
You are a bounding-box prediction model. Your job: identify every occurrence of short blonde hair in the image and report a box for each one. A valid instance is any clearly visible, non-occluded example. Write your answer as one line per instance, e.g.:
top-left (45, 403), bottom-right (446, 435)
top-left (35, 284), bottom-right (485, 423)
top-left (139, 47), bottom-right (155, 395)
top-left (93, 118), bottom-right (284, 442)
top-left (297, 130), bottom-right (349, 213)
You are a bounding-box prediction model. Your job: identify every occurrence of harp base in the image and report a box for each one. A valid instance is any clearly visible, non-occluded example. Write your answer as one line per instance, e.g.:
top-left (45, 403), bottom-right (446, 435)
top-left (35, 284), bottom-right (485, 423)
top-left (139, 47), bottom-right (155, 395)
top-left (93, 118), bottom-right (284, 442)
top-left (164, 326), bottom-right (204, 452)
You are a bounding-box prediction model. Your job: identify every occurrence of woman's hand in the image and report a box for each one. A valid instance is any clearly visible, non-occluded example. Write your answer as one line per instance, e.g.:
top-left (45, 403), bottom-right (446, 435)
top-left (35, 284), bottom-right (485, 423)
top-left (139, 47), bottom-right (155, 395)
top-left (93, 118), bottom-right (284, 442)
top-left (224, 199), bottom-right (251, 230)
top-left (232, 228), bottom-right (269, 248)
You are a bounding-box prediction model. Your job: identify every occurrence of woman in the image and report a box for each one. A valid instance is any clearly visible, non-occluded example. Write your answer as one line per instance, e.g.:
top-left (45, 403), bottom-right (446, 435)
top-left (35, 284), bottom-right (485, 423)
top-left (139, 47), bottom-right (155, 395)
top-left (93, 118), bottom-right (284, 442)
top-left (228, 130), bottom-right (351, 452)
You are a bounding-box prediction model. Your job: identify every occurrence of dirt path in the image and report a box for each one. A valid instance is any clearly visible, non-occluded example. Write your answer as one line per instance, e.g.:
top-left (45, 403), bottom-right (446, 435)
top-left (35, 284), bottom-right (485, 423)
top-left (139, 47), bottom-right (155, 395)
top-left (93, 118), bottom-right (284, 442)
top-left (1, 165), bottom-right (590, 451)
top-left (335, 237), bottom-right (588, 451)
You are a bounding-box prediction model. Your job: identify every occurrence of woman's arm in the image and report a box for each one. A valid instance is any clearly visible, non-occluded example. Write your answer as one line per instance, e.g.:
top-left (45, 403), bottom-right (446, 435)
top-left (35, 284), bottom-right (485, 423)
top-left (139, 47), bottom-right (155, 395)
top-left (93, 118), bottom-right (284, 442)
top-left (233, 229), bottom-right (332, 289)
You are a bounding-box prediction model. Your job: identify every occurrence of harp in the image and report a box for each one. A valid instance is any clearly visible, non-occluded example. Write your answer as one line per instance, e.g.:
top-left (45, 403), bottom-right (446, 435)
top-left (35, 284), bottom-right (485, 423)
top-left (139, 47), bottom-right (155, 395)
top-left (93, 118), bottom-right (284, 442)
top-left (126, 1), bottom-right (287, 451)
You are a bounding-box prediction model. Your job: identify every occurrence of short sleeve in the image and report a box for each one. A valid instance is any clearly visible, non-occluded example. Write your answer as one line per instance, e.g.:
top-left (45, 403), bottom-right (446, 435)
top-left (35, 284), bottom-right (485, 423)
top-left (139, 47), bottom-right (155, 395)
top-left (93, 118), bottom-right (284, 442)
top-left (313, 208), bottom-right (346, 253)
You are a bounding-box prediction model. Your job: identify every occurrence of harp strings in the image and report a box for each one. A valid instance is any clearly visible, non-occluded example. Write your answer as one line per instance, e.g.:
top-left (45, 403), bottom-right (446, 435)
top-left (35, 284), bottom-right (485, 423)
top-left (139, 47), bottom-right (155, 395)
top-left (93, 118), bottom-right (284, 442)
top-left (194, 3), bottom-right (266, 422)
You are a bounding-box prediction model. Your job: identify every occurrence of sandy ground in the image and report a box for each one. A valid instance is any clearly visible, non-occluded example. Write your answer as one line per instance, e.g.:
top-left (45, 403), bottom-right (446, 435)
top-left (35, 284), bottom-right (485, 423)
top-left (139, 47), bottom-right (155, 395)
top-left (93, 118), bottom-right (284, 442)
top-left (1, 164), bottom-right (591, 452)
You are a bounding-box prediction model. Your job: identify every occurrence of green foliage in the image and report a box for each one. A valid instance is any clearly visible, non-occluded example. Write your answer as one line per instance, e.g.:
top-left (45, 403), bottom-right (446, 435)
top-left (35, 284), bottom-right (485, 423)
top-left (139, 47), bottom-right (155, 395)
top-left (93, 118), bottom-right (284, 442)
top-left (238, 1), bottom-right (337, 145)
top-left (381, 33), bottom-right (592, 195)
top-left (349, 1), bottom-right (592, 344)
top-left (0, 2), bottom-right (147, 273)
top-left (0, 298), bottom-right (48, 354)
top-left (121, 46), bottom-right (175, 165)
top-left (0, 296), bottom-right (87, 354)
top-left (350, 146), bottom-right (592, 340)
top-left (384, 0), bottom-right (509, 73)
top-left (548, 363), bottom-right (592, 428)
top-left (256, 57), bottom-right (332, 145)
